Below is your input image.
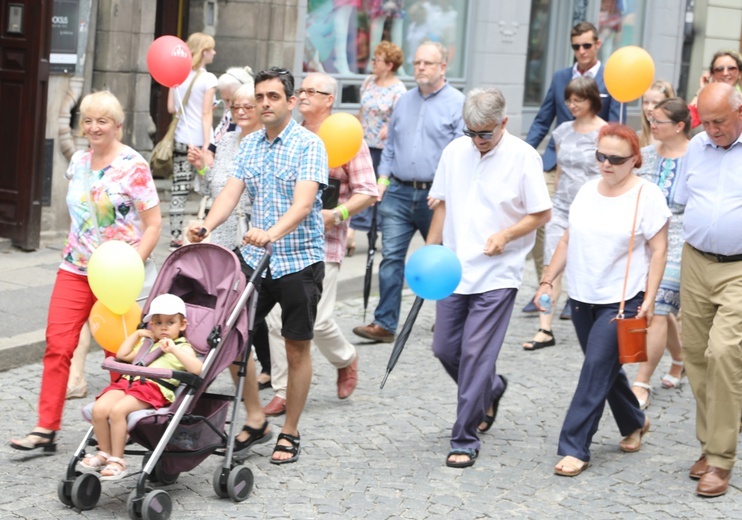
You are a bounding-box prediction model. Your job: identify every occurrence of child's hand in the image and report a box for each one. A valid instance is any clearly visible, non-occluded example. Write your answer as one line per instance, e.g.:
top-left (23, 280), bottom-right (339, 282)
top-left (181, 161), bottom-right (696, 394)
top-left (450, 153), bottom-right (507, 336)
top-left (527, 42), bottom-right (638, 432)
top-left (138, 328), bottom-right (155, 340)
top-left (159, 338), bottom-right (175, 353)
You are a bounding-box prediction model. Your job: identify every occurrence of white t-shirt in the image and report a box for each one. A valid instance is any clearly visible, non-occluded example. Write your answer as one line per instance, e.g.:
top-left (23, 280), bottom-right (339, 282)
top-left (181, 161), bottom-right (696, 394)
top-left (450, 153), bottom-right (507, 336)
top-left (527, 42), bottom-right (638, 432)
top-left (430, 131), bottom-right (552, 294)
top-left (173, 68), bottom-right (218, 147)
top-left (566, 178), bottom-right (670, 304)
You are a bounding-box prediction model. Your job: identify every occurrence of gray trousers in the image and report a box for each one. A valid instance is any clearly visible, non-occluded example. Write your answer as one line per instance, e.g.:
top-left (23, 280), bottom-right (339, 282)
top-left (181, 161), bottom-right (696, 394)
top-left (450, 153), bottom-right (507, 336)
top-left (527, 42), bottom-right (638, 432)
top-left (432, 288), bottom-right (516, 451)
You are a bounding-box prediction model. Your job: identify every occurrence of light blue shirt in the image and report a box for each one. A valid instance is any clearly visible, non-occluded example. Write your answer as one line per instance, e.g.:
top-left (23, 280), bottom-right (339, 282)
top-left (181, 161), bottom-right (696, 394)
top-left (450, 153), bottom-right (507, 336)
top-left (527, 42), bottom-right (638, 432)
top-left (233, 118), bottom-right (327, 278)
top-left (674, 131), bottom-right (742, 256)
top-left (378, 82), bottom-right (465, 182)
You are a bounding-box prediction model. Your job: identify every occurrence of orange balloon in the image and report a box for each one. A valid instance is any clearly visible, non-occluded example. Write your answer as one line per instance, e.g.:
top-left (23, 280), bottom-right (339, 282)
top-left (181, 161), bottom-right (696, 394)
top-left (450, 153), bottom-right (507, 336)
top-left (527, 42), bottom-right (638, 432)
top-left (604, 46), bottom-right (655, 103)
top-left (89, 301), bottom-right (142, 354)
top-left (317, 112), bottom-right (364, 168)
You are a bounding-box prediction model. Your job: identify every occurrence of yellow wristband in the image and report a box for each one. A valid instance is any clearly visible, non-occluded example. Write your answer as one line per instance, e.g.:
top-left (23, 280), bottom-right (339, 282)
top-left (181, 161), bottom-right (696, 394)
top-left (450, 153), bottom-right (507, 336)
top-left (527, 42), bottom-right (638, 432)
top-left (336, 204), bottom-right (349, 222)
top-left (377, 177), bottom-right (390, 186)
top-left (197, 166), bottom-right (208, 176)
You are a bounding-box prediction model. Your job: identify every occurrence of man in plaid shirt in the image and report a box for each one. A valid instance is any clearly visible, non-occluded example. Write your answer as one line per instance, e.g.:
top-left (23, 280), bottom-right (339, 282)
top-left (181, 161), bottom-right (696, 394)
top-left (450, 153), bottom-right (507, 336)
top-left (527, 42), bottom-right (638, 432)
top-left (264, 73), bottom-right (377, 410)
top-left (190, 67), bottom-right (326, 465)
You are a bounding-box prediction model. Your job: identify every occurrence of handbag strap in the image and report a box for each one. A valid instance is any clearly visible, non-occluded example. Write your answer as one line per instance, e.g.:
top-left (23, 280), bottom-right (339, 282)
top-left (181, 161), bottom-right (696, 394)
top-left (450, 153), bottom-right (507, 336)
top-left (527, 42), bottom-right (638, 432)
top-left (617, 183), bottom-right (645, 319)
top-left (174, 69), bottom-right (203, 121)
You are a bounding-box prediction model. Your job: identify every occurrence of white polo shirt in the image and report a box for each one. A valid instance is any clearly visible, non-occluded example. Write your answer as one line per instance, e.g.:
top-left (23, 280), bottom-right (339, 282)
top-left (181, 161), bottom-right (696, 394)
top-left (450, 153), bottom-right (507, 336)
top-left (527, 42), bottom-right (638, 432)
top-left (430, 131), bottom-right (552, 294)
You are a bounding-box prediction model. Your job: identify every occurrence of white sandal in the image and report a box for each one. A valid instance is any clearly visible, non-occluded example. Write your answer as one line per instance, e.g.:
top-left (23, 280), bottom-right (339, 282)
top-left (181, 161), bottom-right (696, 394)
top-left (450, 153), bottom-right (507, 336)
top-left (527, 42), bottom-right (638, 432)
top-left (661, 360), bottom-right (685, 389)
top-left (631, 382), bottom-right (652, 410)
top-left (80, 450), bottom-right (110, 471)
top-left (100, 457), bottom-right (128, 481)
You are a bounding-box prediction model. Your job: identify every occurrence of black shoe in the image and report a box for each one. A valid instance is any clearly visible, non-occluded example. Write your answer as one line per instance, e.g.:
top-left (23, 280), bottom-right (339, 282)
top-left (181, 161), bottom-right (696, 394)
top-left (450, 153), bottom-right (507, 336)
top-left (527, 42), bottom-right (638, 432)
top-left (233, 421), bottom-right (272, 458)
top-left (478, 376), bottom-right (508, 433)
top-left (560, 300), bottom-right (572, 320)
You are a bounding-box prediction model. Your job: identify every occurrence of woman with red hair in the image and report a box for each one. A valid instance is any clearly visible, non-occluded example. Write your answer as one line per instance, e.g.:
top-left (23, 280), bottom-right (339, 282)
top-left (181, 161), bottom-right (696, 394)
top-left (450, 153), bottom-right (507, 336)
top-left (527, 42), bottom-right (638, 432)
top-left (534, 123), bottom-right (670, 477)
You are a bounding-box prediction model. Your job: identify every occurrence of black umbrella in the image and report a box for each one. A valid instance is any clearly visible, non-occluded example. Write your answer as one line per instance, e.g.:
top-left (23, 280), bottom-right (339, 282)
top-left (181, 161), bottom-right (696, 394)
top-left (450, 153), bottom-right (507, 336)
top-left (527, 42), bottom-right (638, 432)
top-left (362, 204), bottom-right (379, 322)
top-left (380, 296), bottom-right (425, 389)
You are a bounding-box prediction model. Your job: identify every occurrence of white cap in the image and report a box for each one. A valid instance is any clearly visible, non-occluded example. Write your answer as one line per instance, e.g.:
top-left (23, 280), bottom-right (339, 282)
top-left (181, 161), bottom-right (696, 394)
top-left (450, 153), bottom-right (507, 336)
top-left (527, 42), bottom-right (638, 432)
top-left (143, 294), bottom-right (187, 323)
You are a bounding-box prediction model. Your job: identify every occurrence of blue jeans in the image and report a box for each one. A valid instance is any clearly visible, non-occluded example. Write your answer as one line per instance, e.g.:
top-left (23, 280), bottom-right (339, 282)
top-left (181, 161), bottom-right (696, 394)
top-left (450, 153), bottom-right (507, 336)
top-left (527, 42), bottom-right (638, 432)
top-left (374, 180), bottom-right (433, 332)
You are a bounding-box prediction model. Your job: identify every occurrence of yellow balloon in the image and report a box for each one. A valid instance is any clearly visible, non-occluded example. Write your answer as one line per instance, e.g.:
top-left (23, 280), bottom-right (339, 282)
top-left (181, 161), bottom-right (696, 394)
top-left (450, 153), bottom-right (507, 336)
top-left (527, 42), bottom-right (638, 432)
top-left (317, 112), bottom-right (364, 168)
top-left (89, 301), bottom-right (142, 354)
top-left (604, 46), bottom-right (655, 103)
top-left (87, 240), bottom-right (145, 314)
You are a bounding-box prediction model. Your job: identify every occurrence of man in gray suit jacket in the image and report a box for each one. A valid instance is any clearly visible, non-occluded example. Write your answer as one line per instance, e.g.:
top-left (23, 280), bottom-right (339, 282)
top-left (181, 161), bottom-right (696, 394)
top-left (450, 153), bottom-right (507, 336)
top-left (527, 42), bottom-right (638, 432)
top-left (521, 21), bottom-right (624, 316)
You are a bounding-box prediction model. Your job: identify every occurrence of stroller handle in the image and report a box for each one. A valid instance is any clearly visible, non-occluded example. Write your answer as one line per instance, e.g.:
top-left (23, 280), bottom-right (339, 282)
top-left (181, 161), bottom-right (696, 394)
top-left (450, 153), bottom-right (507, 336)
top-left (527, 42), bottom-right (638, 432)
top-left (249, 244), bottom-right (272, 285)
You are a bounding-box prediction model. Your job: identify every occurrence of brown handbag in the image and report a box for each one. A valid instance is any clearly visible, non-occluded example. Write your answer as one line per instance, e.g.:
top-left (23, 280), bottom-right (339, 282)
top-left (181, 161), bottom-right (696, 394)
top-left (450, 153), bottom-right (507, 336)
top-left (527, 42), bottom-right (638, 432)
top-left (614, 184), bottom-right (648, 364)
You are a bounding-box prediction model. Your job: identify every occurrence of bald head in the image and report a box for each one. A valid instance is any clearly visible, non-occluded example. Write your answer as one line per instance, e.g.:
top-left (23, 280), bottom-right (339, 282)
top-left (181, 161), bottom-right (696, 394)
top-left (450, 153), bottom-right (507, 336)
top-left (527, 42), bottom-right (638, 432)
top-left (697, 82), bottom-right (742, 148)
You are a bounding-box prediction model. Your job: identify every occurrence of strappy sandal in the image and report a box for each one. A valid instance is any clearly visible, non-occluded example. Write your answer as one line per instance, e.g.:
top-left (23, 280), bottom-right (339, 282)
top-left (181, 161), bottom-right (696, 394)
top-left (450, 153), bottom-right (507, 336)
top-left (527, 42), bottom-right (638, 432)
top-left (445, 448), bottom-right (478, 468)
top-left (234, 421), bottom-right (273, 457)
top-left (478, 375), bottom-right (508, 433)
top-left (270, 432), bottom-right (301, 465)
top-left (661, 360), bottom-right (685, 389)
top-left (100, 457), bottom-right (128, 481)
top-left (522, 329), bottom-right (555, 351)
top-left (9, 431), bottom-right (57, 453)
top-left (80, 451), bottom-right (110, 471)
top-left (554, 456), bottom-right (589, 477)
top-left (631, 382), bottom-right (652, 410)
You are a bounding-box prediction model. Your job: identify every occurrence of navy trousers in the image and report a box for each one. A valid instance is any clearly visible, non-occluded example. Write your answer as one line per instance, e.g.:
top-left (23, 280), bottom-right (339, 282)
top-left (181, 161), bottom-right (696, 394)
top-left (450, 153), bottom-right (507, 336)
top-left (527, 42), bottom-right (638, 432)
top-left (432, 288), bottom-right (516, 451)
top-left (557, 293), bottom-right (646, 461)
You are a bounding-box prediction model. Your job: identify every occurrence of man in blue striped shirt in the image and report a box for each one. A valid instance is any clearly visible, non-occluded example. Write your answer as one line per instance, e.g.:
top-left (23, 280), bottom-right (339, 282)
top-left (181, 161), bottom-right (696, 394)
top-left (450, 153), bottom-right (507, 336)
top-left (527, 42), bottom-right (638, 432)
top-left (191, 67), bottom-right (327, 465)
top-left (353, 41), bottom-right (465, 342)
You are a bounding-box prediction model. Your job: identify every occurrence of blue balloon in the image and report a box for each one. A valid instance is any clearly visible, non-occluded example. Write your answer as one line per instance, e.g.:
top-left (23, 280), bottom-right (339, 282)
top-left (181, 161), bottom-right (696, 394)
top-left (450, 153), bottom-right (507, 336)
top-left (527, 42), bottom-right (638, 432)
top-left (404, 245), bottom-right (462, 300)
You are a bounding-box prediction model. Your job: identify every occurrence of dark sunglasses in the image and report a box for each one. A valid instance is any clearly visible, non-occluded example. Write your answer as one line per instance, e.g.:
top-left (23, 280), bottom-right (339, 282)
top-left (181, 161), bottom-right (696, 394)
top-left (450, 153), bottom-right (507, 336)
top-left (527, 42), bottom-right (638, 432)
top-left (595, 151), bottom-right (633, 165)
top-left (713, 65), bottom-right (739, 73)
top-left (571, 43), bottom-right (594, 51)
top-left (463, 129), bottom-right (495, 140)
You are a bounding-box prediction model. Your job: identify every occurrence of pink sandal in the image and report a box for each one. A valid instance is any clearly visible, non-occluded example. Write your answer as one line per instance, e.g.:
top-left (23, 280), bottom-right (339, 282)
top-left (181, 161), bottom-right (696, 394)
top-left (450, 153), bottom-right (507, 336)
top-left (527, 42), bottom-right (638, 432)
top-left (100, 457), bottom-right (128, 481)
top-left (80, 451), bottom-right (110, 471)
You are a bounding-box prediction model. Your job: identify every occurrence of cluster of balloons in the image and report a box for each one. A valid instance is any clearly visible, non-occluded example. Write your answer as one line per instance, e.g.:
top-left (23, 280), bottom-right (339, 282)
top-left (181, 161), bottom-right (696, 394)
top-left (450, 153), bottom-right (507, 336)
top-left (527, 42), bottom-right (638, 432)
top-left (603, 45), bottom-right (655, 103)
top-left (318, 112), bottom-right (364, 168)
top-left (147, 35), bottom-right (192, 88)
top-left (405, 245), bottom-right (462, 301)
top-left (87, 241), bottom-right (145, 353)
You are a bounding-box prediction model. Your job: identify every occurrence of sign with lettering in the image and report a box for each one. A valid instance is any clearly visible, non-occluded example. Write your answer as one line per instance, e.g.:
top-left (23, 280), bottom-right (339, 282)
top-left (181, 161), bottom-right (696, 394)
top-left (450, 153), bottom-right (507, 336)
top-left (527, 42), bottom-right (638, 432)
top-left (50, 0), bottom-right (79, 72)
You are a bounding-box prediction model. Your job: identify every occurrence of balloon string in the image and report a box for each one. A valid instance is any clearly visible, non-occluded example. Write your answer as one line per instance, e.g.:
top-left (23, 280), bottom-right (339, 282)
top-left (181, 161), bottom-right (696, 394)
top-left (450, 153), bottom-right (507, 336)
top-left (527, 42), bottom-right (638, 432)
top-left (122, 313), bottom-right (129, 338)
top-left (620, 102), bottom-right (624, 125)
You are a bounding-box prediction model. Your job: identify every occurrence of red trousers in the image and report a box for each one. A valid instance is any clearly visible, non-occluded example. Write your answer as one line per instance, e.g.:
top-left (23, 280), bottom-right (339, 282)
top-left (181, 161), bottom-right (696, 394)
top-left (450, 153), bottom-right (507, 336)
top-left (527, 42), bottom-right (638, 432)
top-left (37, 269), bottom-right (114, 430)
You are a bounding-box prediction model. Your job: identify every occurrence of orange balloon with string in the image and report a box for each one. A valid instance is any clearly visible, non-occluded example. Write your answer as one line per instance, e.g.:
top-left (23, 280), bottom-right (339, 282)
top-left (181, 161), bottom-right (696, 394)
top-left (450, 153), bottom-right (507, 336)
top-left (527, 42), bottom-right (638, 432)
top-left (89, 301), bottom-right (142, 354)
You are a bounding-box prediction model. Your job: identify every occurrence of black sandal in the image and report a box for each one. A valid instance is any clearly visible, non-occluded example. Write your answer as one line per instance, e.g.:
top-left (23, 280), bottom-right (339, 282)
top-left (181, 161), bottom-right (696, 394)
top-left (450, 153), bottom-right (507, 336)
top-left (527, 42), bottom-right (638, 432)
top-left (233, 421), bottom-right (272, 457)
top-left (522, 328), bottom-right (556, 351)
top-left (270, 432), bottom-right (301, 465)
top-left (478, 375), bottom-right (508, 433)
top-left (9, 431), bottom-right (57, 453)
top-left (445, 448), bottom-right (479, 468)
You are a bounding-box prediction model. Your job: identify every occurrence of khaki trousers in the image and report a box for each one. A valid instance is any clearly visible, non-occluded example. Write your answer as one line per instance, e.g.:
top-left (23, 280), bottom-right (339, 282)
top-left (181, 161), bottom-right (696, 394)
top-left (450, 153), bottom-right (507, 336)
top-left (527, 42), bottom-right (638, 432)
top-left (680, 243), bottom-right (742, 470)
top-left (528, 169), bottom-right (557, 279)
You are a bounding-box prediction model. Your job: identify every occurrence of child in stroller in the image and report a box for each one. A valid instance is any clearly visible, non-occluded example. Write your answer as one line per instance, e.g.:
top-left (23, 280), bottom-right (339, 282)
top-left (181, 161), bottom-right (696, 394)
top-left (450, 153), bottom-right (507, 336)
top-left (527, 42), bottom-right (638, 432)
top-left (80, 294), bottom-right (202, 480)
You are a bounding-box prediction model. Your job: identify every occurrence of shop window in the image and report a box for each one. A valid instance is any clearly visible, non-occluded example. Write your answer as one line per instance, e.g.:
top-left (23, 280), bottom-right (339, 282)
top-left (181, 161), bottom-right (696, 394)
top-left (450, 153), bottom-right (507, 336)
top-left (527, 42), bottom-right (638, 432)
top-left (524, 0), bottom-right (552, 106)
top-left (597, 0), bottom-right (646, 61)
top-left (303, 0), bottom-right (469, 80)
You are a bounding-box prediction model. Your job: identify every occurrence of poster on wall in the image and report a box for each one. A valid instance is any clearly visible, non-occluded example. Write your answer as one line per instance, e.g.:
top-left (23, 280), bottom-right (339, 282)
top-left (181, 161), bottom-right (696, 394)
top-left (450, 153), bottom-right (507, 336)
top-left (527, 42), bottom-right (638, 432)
top-left (304, 0), bottom-right (468, 78)
top-left (50, 0), bottom-right (80, 73)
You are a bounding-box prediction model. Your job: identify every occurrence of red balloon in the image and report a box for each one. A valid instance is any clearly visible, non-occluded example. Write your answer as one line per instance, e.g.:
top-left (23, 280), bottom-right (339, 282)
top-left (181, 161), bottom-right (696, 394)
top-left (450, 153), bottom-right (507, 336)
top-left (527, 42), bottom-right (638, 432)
top-left (147, 35), bottom-right (192, 88)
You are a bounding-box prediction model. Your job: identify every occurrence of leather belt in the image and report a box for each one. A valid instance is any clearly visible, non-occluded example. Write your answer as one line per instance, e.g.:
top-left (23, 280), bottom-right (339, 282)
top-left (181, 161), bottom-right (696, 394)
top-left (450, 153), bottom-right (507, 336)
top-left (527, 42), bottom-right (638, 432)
top-left (391, 176), bottom-right (432, 190)
top-left (691, 245), bottom-right (742, 263)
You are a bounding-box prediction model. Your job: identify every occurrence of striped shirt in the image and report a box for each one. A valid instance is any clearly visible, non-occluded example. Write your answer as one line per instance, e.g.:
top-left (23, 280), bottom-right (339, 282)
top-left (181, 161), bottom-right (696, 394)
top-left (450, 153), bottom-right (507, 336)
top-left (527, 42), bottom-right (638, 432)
top-left (233, 118), bottom-right (327, 278)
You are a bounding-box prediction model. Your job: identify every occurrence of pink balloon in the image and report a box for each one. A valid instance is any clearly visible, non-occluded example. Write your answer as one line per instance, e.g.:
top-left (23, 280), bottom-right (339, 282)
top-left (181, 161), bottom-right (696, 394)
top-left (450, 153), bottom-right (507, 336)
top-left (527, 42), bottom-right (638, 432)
top-left (146, 36), bottom-right (192, 88)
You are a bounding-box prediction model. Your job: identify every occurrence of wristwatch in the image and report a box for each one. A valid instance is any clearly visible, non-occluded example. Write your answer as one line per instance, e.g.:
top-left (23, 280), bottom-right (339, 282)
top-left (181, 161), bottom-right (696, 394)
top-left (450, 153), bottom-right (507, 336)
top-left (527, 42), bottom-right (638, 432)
top-left (332, 209), bottom-right (341, 226)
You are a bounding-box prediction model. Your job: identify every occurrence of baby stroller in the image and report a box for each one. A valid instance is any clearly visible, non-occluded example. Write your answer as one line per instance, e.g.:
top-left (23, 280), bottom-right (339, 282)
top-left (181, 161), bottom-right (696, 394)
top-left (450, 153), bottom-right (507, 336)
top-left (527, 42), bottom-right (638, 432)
top-left (57, 243), bottom-right (271, 519)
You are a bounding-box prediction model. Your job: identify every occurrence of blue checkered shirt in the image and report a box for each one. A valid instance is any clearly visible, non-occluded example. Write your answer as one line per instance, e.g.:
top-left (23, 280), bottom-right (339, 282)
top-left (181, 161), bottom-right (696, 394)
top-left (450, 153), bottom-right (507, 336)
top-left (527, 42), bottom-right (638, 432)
top-left (233, 118), bottom-right (327, 278)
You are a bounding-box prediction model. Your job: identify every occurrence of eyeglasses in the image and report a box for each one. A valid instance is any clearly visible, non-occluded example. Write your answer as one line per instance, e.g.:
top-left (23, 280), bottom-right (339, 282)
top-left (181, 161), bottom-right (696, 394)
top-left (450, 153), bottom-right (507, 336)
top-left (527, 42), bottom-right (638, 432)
top-left (231, 104), bottom-right (256, 113)
top-left (713, 65), bottom-right (739, 73)
top-left (595, 151), bottom-right (633, 165)
top-left (413, 60), bottom-right (441, 68)
top-left (295, 88), bottom-right (331, 97)
top-left (271, 67), bottom-right (291, 75)
top-left (371, 57), bottom-right (387, 64)
top-left (571, 43), bottom-right (594, 51)
top-left (463, 128), bottom-right (497, 140)
top-left (565, 97), bottom-right (587, 106)
top-left (648, 117), bottom-right (673, 125)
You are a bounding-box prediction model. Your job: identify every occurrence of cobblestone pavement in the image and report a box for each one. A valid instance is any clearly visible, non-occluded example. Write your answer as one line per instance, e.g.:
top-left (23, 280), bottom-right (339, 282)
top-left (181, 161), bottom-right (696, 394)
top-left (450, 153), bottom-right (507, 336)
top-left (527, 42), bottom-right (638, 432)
top-left (3, 278), bottom-right (741, 518)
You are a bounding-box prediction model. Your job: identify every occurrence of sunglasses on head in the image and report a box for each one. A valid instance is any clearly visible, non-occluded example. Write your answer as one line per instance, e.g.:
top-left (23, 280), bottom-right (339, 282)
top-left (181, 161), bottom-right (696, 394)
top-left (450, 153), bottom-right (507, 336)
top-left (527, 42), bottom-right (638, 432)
top-left (571, 43), bottom-right (594, 51)
top-left (595, 151), bottom-right (633, 165)
top-left (463, 129), bottom-right (495, 140)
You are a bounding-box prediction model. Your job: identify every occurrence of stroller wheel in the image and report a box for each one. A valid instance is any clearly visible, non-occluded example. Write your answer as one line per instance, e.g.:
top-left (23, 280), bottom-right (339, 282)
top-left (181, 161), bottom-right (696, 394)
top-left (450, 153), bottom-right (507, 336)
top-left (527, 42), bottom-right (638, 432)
top-left (127, 487), bottom-right (153, 520)
top-left (71, 473), bottom-right (101, 511)
top-left (142, 489), bottom-right (172, 520)
top-left (227, 465), bottom-right (254, 502)
top-left (57, 478), bottom-right (74, 507)
top-left (212, 466), bottom-right (229, 498)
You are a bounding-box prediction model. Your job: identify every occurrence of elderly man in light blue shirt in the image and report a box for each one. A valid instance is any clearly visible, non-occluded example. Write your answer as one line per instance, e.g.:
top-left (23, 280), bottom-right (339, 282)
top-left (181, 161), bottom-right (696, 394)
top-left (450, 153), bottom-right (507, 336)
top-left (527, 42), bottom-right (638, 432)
top-left (353, 41), bottom-right (465, 342)
top-left (674, 82), bottom-right (742, 498)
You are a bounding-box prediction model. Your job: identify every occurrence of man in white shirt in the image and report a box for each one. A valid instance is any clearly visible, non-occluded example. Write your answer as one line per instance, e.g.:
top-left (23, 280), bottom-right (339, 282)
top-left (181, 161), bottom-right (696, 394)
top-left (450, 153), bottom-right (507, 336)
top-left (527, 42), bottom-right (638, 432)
top-left (427, 88), bottom-right (552, 468)
top-left (675, 82), bottom-right (742, 497)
